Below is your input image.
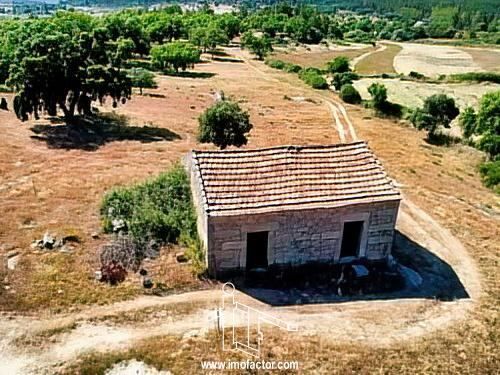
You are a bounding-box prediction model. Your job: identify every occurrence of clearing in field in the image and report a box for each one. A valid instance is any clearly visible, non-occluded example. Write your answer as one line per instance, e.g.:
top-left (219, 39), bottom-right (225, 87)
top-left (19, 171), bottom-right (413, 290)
top-left (353, 77), bottom-right (500, 110)
top-left (354, 43), bottom-right (402, 74)
top-left (393, 42), bottom-right (483, 77)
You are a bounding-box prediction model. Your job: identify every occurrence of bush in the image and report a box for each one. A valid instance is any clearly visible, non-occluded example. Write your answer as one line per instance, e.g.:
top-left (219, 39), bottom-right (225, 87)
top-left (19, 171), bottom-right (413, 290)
top-left (299, 68), bottom-right (328, 89)
top-left (449, 72), bottom-right (500, 84)
top-left (409, 71), bottom-right (425, 80)
top-left (368, 82), bottom-right (388, 109)
top-left (265, 59), bottom-right (286, 70)
top-left (479, 161), bottom-right (500, 191)
top-left (198, 98), bottom-right (253, 149)
top-left (327, 56), bottom-right (350, 74)
top-left (331, 72), bottom-right (358, 91)
top-left (339, 84), bottom-right (362, 104)
top-left (477, 134), bottom-right (500, 159)
top-left (265, 59), bottom-right (302, 73)
top-left (100, 164), bottom-right (197, 245)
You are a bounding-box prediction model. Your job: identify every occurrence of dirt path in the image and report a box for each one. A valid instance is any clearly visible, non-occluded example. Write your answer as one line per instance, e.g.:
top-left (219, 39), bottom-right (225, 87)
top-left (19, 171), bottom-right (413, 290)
top-left (0, 196), bottom-right (481, 374)
top-left (229, 47), bottom-right (357, 143)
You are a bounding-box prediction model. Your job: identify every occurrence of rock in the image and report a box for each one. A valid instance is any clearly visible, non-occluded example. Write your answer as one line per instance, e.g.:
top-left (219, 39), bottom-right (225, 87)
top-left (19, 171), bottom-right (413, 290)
top-left (7, 255), bottom-right (20, 270)
top-left (42, 232), bottom-right (56, 249)
top-left (139, 269), bottom-right (148, 276)
top-left (95, 270), bottom-right (103, 281)
top-left (182, 329), bottom-right (199, 339)
top-left (176, 252), bottom-right (188, 263)
top-left (111, 219), bottom-right (126, 233)
top-left (105, 360), bottom-right (172, 375)
top-left (31, 240), bottom-right (43, 249)
top-left (143, 277), bottom-right (154, 289)
top-left (59, 245), bottom-right (74, 253)
top-left (91, 232), bottom-right (99, 239)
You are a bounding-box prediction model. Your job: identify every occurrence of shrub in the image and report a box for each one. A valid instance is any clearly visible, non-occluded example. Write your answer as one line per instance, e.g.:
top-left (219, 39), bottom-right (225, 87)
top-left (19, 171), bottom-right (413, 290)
top-left (265, 59), bottom-right (286, 70)
top-left (99, 235), bottom-right (156, 272)
top-left (100, 164), bottom-right (197, 245)
top-left (477, 134), bottom-right (500, 159)
top-left (479, 161), bottom-right (500, 191)
top-left (284, 63), bottom-right (302, 73)
top-left (299, 68), bottom-right (328, 89)
top-left (327, 56), bottom-right (350, 74)
top-left (331, 72), bottom-right (359, 91)
top-left (368, 83), bottom-right (388, 109)
top-left (339, 84), bottom-right (362, 104)
top-left (449, 72), bottom-right (500, 84)
top-left (265, 59), bottom-right (302, 73)
top-left (459, 107), bottom-right (478, 139)
top-left (198, 98), bottom-right (253, 149)
top-left (100, 262), bottom-right (127, 285)
top-left (409, 71), bottom-right (425, 80)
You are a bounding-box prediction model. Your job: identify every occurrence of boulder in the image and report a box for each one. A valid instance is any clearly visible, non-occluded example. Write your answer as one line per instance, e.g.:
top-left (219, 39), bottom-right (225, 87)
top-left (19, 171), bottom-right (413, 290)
top-left (143, 277), bottom-right (154, 289)
top-left (42, 232), bottom-right (56, 249)
top-left (176, 252), bottom-right (188, 263)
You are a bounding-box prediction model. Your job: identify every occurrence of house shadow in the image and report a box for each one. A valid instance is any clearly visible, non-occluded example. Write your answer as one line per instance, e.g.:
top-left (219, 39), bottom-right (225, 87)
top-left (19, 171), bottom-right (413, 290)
top-left (30, 113), bottom-right (180, 151)
top-left (228, 231), bottom-right (469, 307)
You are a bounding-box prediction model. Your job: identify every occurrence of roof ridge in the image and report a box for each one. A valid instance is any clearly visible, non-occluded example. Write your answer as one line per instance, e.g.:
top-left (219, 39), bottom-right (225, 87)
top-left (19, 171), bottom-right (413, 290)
top-left (192, 140), bottom-right (368, 155)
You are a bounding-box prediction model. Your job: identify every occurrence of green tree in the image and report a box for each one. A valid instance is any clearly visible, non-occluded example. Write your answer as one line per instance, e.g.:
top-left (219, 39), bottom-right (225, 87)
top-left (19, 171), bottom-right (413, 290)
top-left (128, 68), bottom-right (156, 95)
top-left (198, 98), bottom-right (253, 149)
top-left (7, 19), bottom-right (131, 122)
top-left (151, 42), bottom-right (201, 73)
top-left (331, 72), bottom-right (358, 91)
top-left (410, 94), bottom-right (459, 138)
top-left (368, 83), bottom-right (388, 109)
top-left (340, 84), bottom-right (362, 104)
top-left (459, 106), bottom-right (478, 139)
top-left (327, 56), bottom-right (350, 74)
top-left (241, 32), bottom-right (273, 60)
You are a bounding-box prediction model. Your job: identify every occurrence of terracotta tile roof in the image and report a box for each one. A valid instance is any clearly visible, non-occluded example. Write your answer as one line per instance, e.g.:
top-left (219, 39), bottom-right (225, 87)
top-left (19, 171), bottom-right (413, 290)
top-left (191, 141), bottom-right (401, 217)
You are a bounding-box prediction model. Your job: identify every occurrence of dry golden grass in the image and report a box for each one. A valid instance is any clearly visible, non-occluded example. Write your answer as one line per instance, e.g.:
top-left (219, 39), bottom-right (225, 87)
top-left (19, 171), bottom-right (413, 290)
top-left (273, 46), bottom-right (374, 69)
top-left (355, 44), bottom-right (402, 74)
top-left (459, 47), bottom-right (500, 72)
top-left (0, 53), bottom-right (338, 313)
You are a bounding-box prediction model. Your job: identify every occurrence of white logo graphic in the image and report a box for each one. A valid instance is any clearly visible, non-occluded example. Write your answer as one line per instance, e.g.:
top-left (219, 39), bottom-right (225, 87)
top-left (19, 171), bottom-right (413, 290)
top-left (213, 282), bottom-right (298, 358)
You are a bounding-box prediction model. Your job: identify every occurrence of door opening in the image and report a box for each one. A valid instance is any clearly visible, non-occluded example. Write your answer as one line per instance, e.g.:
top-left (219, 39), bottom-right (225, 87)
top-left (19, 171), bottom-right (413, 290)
top-left (246, 231), bottom-right (269, 270)
top-left (340, 221), bottom-right (364, 259)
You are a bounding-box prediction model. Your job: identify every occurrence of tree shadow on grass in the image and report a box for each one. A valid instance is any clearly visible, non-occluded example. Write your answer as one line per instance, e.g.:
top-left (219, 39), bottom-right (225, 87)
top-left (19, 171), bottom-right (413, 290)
top-left (163, 71), bottom-right (216, 79)
top-left (30, 113), bottom-right (181, 151)
top-left (226, 231), bottom-right (469, 306)
top-left (212, 57), bottom-right (244, 63)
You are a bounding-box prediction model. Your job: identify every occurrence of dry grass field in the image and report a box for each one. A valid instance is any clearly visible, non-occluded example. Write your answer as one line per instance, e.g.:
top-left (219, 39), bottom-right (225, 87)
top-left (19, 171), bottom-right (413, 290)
top-left (354, 44), bottom-right (402, 74)
top-left (459, 47), bottom-right (500, 72)
top-left (272, 44), bottom-right (375, 69)
top-left (353, 78), bottom-right (500, 109)
top-left (0, 47), bottom-right (499, 373)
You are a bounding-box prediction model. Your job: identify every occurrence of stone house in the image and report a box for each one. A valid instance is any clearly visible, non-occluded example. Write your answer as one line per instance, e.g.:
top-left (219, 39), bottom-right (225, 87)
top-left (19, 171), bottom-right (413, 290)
top-left (188, 141), bottom-right (401, 276)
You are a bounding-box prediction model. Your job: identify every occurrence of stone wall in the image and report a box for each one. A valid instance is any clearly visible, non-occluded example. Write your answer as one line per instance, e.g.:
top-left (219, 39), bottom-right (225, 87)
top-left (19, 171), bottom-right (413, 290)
top-left (206, 201), bottom-right (400, 275)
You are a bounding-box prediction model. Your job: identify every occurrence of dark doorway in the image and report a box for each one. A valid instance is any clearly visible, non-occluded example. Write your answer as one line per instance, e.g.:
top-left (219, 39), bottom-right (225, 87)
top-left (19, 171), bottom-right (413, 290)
top-left (340, 221), bottom-right (364, 258)
top-left (246, 231), bottom-right (269, 270)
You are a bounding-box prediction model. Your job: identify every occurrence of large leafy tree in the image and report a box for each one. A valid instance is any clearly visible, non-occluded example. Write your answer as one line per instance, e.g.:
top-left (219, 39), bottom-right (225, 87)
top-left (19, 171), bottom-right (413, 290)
top-left (410, 94), bottom-right (459, 138)
top-left (241, 32), bottom-right (273, 60)
top-left (7, 13), bottom-right (132, 122)
top-left (151, 42), bottom-right (201, 73)
top-left (198, 97), bottom-right (253, 149)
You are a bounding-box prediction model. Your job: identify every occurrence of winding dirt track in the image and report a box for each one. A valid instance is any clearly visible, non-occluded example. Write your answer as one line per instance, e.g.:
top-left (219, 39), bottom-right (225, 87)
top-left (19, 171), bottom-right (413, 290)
top-left (0, 50), bottom-right (481, 374)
